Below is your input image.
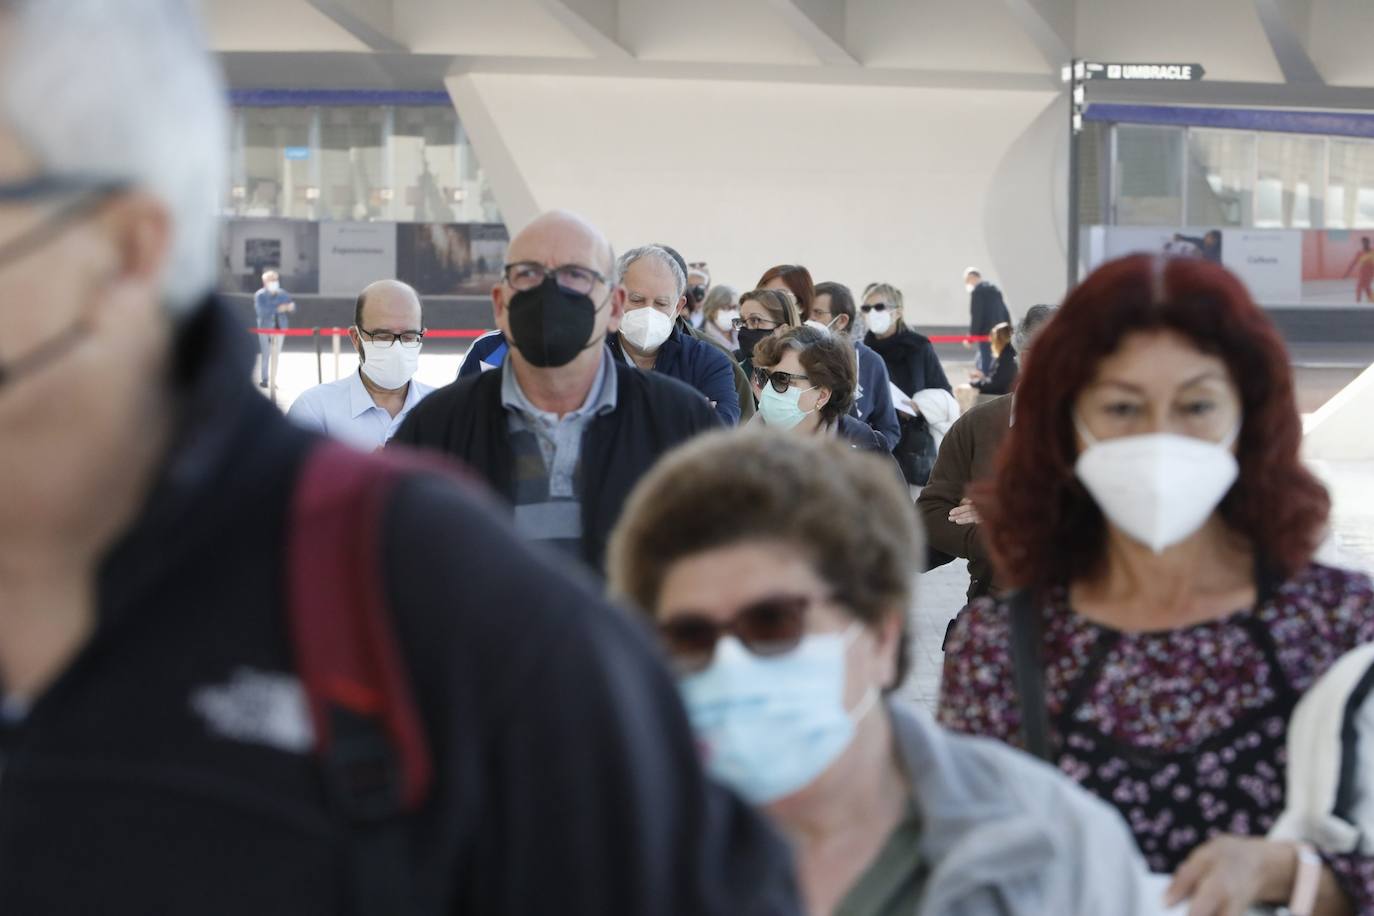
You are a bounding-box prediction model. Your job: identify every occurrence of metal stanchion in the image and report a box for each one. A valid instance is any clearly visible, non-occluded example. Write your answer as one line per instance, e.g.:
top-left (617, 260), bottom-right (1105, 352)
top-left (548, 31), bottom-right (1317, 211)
top-left (332, 332), bottom-right (342, 381)
top-left (268, 330), bottom-right (282, 403)
top-left (313, 327), bottom-right (322, 384)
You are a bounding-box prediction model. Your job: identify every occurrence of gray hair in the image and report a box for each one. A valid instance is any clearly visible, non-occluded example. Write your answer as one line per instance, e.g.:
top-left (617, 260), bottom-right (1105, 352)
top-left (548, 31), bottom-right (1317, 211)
top-left (616, 245), bottom-right (687, 299)
top-left (1014, 304), bottom-right (1057, 352)
top-left (1, 0), bottom-right (228, 313)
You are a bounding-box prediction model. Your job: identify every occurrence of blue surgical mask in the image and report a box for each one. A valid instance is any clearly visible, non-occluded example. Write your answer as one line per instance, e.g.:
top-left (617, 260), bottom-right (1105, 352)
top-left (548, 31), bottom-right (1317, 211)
top-left (758, 382), bottom-right (817, 430)
top-left (679, 625), bottom-right (878, 804)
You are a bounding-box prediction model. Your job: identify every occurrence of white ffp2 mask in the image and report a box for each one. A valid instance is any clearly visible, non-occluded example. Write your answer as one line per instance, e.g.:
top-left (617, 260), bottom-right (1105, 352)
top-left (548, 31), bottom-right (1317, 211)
top-left (360, 339), bottom-right (421, 391)
top-left (866, 309), bottom-right (893, 336)
top-left (1074, 417), bottom-right (1240, 554)
top-left (620, 307), bottom-right (674, 353)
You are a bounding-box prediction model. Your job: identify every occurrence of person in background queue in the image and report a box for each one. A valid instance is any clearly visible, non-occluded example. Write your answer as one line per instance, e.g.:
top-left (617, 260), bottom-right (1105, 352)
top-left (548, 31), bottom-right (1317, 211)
top-left (287, 279), bottom-right (433, 451)
top-left (811, 280), bottom-right (900, 451)
top-left (391, 211), bottom-right (722, 571)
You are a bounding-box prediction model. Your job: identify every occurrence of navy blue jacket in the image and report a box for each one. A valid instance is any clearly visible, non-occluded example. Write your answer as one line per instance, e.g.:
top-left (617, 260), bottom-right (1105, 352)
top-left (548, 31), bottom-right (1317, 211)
top-left (969, 281), bottom-right (1011, 336)
top-left (459, 329), bottom-right (740, 426)
top-left (853, 341), bottom-right (900, 451)
top-left (607, 328), bottom-right (741, 426)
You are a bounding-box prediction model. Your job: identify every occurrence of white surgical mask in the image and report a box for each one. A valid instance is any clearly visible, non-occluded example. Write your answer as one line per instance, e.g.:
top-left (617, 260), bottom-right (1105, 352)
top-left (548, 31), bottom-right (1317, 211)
top-left (620, 307), bottom-right (674, 353)
top-left (965, 282), bottom-right (977, 293)
top-left (360, 338), bottom-right (421, 391)
top-left (714, 309), bottom-right (739, 333)
top-left (679, 625), bottom-right (877, 804)
top-left (1074, 416), bottom-right (1240, 554)
top-left (266, 281), bottom-right (280, 293)
top-left (866, 309), bottom-right (893, 336)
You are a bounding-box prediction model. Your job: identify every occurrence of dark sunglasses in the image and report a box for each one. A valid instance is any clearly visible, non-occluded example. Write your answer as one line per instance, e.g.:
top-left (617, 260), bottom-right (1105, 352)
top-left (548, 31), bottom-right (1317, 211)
top-left (658, 594), bottom-right (821, 674)
top-left (859, 302), bottom-right (890, 313)
top-left (752, 367), bottom-right (810, 394)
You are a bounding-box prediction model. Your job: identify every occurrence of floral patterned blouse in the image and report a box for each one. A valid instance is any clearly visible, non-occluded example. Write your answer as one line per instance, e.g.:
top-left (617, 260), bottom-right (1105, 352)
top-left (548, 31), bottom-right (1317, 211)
top-left (938, 563), bottom-right (1374, 913)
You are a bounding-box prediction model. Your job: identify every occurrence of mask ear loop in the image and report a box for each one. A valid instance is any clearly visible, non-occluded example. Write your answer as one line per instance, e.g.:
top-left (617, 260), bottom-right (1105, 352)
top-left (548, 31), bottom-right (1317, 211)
top-left (840, 622), bottom-right (882, 724)
top-left (1072, 412), bottom-right (1100, 448)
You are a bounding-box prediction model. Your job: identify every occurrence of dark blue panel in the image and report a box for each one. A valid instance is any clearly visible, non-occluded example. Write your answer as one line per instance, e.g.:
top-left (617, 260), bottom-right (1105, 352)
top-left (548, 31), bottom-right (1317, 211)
top-left (1084, 103), bottom-right (1374, 140)
top-left (229, 89), bottom-right (452, 107)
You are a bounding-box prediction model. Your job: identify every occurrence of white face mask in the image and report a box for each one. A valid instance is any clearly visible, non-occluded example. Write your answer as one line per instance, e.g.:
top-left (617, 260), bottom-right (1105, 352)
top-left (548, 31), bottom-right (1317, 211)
top-left (1074, 416), bottom-right (1240, 554)
top-left (265, 281), bottom-right (280, 293)
top-left (866, 309), bottom-right (893, 336)
top-left (359, 338), bottom-right (421, 391)
top-left (620, 306), bottom-right (675, 353)
top-left (713, 309), bottom-right (739, 333)
top-left (965, 282), bottom-right (977, 293)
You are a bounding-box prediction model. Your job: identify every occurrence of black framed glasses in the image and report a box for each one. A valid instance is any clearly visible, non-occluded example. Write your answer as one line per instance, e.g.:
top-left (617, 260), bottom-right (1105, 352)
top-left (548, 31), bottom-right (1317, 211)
top-left (859, 302), bottom-right (890, 314)
top-left (752, 367), bottom-right (811, 394)
top-left (359, 327), bottom-right (425, 348)
top-left (0, 174), bottom-right (130, 269)
top-left (732, 314), bottom-right (782, 331)
top-left (658, 594), bottom-right (824, 674)
top-left (0, 173), bottom-right (129, 203)
top-left (503, 261), bottom-right (607, 296)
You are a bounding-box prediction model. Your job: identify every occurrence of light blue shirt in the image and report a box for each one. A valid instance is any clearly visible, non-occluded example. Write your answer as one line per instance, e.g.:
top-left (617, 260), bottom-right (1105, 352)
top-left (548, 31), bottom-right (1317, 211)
top-left (286, 371), bottom-right (434, 451)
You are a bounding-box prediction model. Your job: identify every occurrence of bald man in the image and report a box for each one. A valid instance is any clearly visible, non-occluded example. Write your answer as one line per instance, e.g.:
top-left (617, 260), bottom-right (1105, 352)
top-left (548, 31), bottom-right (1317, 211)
top-left (287, 279), bottom-right (434, 451)
top-left (393, 210), bottom-right (722, 570)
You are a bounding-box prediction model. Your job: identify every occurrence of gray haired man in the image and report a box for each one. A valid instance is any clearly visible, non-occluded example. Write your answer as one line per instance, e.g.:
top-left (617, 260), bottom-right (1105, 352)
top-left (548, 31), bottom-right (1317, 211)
top-left (0, 3), bottom-right (799, 913)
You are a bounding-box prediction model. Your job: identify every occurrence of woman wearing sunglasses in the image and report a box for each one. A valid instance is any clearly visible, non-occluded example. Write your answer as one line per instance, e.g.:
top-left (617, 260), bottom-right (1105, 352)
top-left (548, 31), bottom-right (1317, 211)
top-left (749, 325), bottom-right (888, 453)
top-left (861, 283), bottom-right (951, 404)
top-left (608, 429), bottom-right (1167, 916)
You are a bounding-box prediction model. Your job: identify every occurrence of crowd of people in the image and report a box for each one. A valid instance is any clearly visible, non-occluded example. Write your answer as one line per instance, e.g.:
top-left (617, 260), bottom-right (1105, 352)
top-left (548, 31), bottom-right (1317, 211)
top-left (4, 2), bottom-right (1374, 915)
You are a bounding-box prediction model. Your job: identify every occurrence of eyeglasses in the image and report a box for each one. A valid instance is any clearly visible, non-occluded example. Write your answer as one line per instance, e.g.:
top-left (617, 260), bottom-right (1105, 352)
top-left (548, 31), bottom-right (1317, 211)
top-left (359, 327), bottom-right (425, 348)
top-left (732, 315), bottom-right (782, 331)
top-left (658, 593), bottom-right (825, 674)
top-left (752, 367), bottom-right (810, 394)
top-left (859, 302), bottom-right (890, 314)
top-left (0, 173), bottom-right (128, 203)
top-left (503, 261), bottom-right (607, 296)
top-left (0, 174), bottom-right (129, 268)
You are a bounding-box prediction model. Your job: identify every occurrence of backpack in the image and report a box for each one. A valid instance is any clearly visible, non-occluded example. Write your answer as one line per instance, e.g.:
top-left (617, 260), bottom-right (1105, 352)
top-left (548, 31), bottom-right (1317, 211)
top-left (893, 413), bottom-right (937, 486)
top-left (286, 440), bottom-right (436, 915)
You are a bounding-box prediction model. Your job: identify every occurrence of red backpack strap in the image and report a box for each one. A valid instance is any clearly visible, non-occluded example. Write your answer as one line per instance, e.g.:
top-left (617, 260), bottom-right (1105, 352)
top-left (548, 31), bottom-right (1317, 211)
top-left (288, 440), bottom-right (433, 813)
top-left (288, 440), bottom-right (444, 915)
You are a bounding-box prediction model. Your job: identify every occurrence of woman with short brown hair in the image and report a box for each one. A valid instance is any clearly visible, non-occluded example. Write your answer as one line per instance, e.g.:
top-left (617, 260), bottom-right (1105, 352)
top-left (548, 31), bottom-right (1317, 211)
top-left (751, 326), bottom-right (887, 453)
top-left (608, 428), bottom-right (1164, 916)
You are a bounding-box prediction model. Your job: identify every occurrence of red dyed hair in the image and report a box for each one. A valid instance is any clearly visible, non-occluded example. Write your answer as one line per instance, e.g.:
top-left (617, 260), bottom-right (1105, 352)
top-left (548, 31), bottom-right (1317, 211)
top-left (975, 254), bottom-right (1329, 590)
top-left (757, 264), bottom-right (816, 317)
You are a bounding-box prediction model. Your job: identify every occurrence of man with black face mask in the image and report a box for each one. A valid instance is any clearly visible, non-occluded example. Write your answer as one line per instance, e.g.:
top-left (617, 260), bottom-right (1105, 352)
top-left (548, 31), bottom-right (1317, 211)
top-left (392, 210), bottom-right (722, 571)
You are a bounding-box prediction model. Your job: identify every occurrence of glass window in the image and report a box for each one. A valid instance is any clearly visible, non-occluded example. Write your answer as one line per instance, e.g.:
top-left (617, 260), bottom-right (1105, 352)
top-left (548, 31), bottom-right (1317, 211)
top-left (1328, 139), bottom-right (1374, 229)
top-left (227, 103), bottom-right (504, 225)
top-left (237, 107), bottom-right (313, 219)
top-left (1114, 125), bottom-right (1183, 225)
top-left (1186, 129), bottom-right (1254, 227)
top-left (1256, 134), bottom-right (1325, 228)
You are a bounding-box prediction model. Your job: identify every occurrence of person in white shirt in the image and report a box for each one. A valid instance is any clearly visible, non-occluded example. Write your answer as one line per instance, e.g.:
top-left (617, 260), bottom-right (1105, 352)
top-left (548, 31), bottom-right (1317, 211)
top-left (287, 279), bottom-right (433, 451)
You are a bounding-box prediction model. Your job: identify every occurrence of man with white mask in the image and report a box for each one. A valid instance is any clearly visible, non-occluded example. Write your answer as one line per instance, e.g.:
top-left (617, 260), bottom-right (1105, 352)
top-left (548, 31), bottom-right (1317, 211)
top-left (287, 279), bottom-right (433, 451)
top-left (610, 244), bottom-right (740, 425)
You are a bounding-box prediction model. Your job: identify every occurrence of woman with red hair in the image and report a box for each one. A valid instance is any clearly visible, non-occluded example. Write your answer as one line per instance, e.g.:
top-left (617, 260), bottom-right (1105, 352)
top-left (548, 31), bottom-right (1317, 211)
top-left (939, 254), bottom-right (1374, 916)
